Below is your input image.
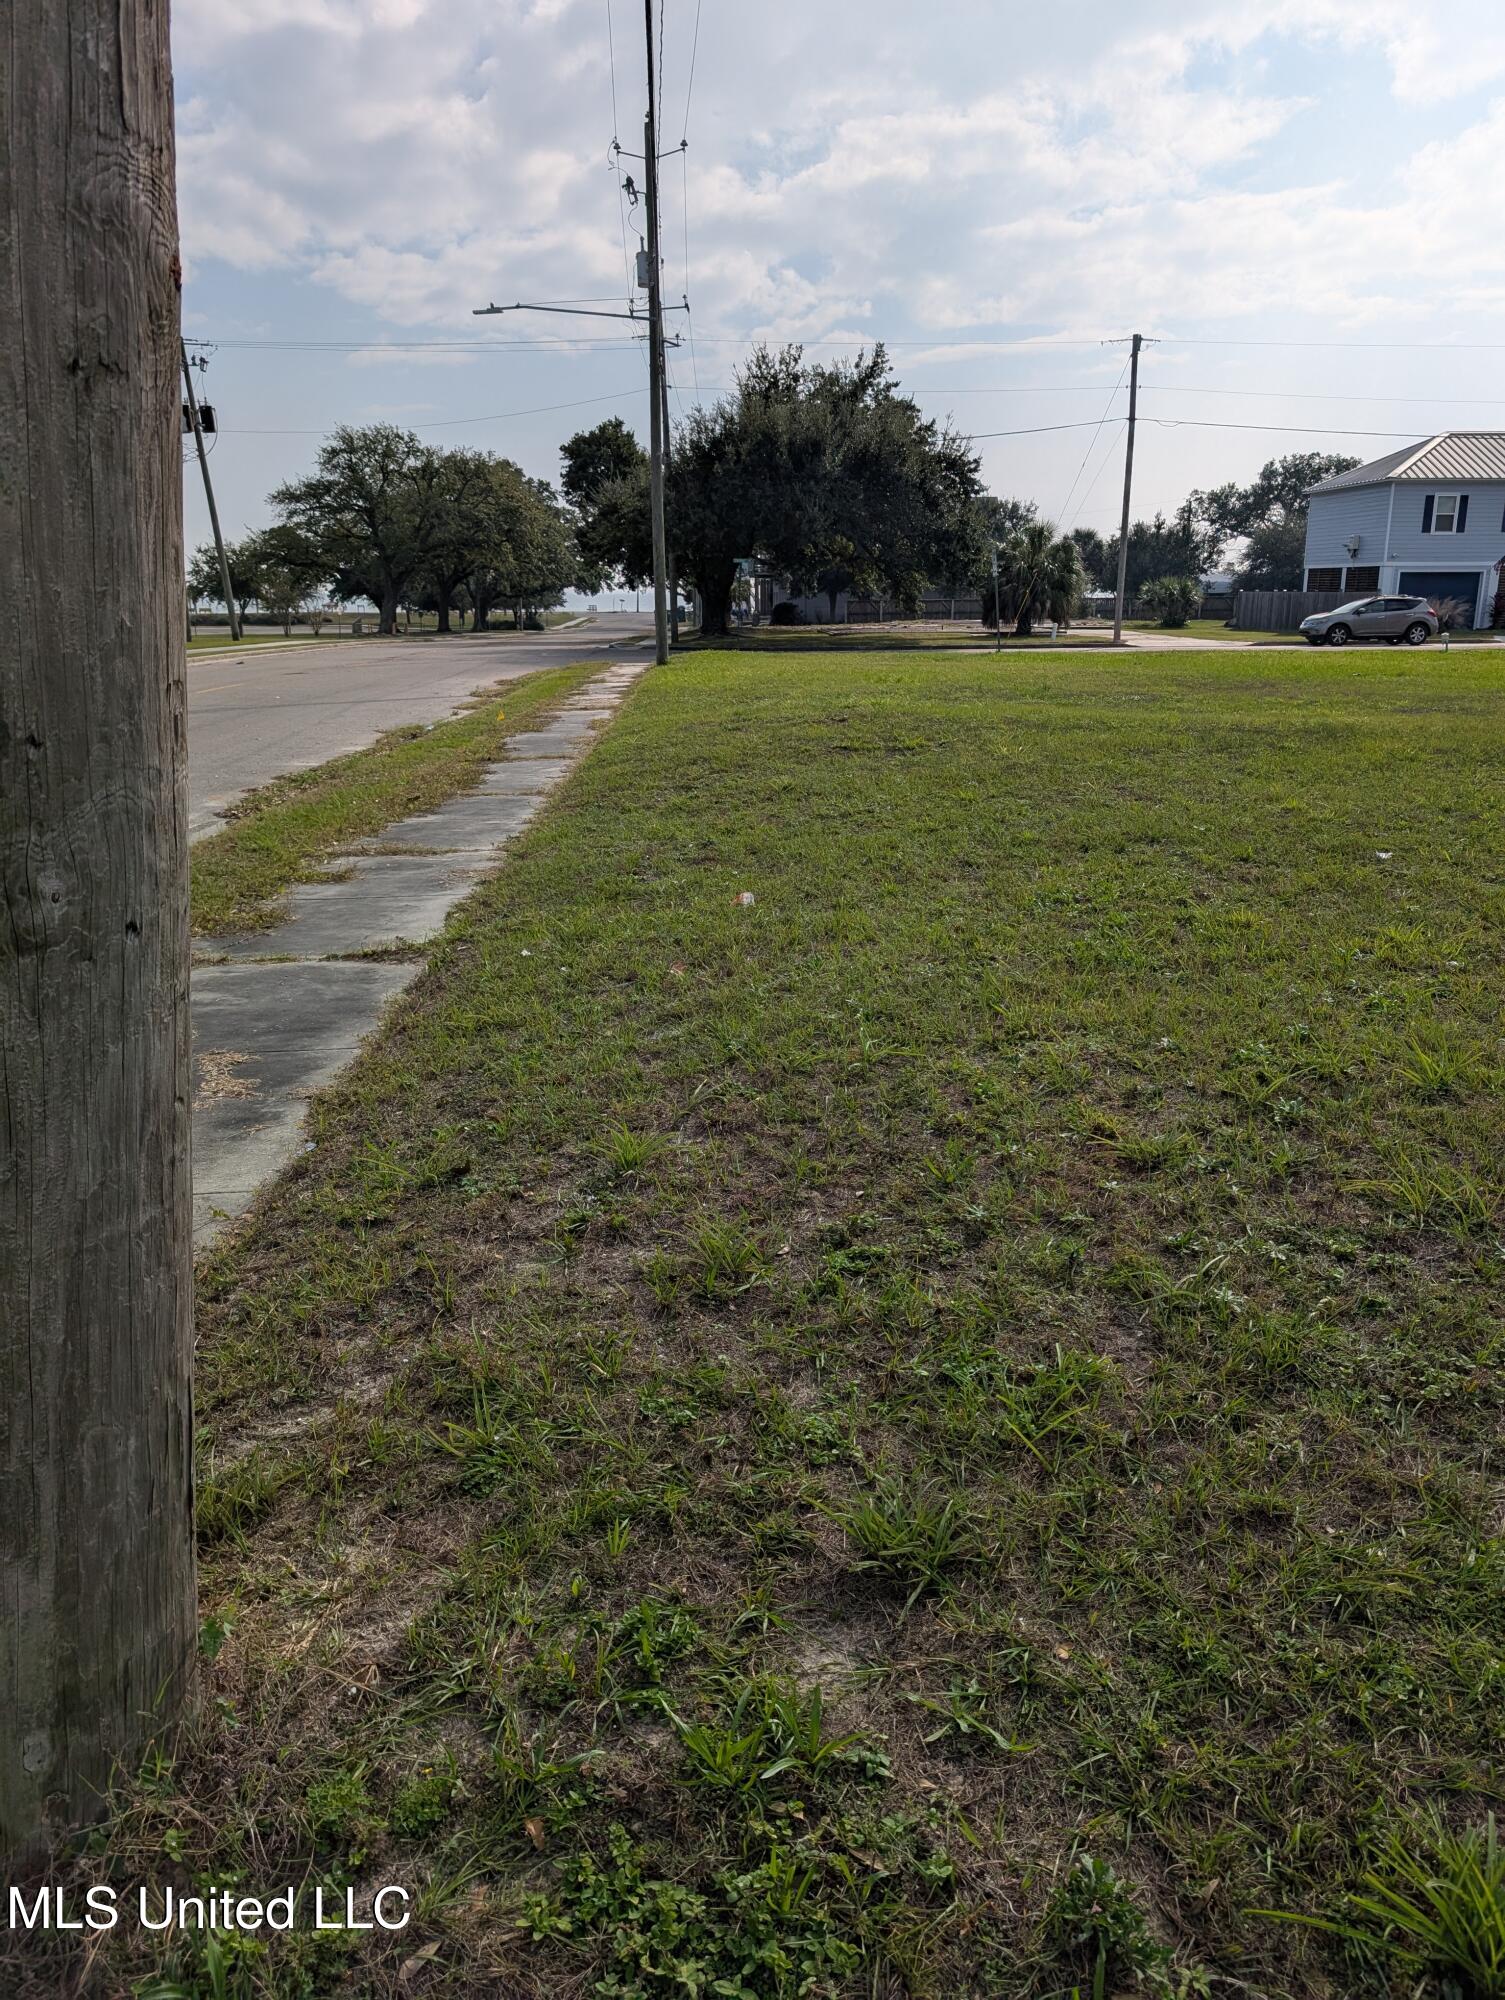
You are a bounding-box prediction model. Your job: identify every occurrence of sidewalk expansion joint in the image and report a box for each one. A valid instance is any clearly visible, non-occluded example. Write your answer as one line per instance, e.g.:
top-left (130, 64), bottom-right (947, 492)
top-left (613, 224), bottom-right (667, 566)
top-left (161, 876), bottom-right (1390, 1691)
top-left (191, 663), bottom-right (647, 1248)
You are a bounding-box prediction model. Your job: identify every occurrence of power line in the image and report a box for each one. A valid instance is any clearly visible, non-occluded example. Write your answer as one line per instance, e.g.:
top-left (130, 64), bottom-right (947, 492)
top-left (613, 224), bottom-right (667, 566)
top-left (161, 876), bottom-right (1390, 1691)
top-left (1054, 355), bottom-right (1128, 524)
top-left (681, 149), bottom-right (700, 399)
top-left (1167, 334), bottom-right (1505, 353)
top-left (217, 386), bottom-right (649, 437)
top-left (1142, 382), bottom-right (1505, 409)
top-left (969, 418), bottom-right (1142, 440)
top-left (191, 336), bottom-right (650, 353)
top-left (903, 381), bottom-right (1505, 408)
top-left (1145, 415), bottom-right (1416, 438)
top-left (605, 0), bottom-right (621, 138)
top-left (966, 415), bottom-right (1418, 442)
top-left (190, 325), bottom-right (1505, 359)
top-left (615, 163), bottom-right (635, 299)
top-left (178, 335), bottom-right (1505, 413)
top-left (1072, 421), bottom-right (1126, 522)
top-left (682, 0), bottom-right (703, 140)
top-left (188, 331), bottom-right (1122, 354)
top-left (206, 403), bottom-right (1421, 447)
top-left (664, 343), bottom-right (687, 420)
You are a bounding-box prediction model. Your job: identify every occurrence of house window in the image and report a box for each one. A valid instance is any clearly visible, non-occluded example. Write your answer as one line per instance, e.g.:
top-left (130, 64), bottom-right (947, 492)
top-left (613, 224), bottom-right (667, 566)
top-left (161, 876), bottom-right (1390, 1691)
top-left (1306, 567), bottom-right (1342, 591)
top-left (1344, 565), bottom-right (1380, 591)
top-left (1423, 492), bottom-right (1469, 533)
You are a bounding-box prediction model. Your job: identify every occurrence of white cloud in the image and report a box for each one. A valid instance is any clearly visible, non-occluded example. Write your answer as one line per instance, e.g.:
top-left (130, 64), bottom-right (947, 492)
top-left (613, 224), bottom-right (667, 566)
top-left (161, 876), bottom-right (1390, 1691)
top-left (172, 0), bottom-right (1505, 545)
top-left (173, 0), bottom-right (1505, 359)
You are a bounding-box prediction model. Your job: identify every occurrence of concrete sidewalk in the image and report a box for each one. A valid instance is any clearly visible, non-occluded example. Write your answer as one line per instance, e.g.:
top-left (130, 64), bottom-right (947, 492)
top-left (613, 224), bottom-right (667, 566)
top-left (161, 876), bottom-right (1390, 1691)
top-left (186, 612), bottom-right (651, 840)
top-left (190, 660), bottom-right (647, 1247)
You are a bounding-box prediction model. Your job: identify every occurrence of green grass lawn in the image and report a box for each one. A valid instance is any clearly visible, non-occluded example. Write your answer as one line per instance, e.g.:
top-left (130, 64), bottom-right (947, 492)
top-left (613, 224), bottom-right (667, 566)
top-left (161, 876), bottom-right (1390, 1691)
top-left (187, 630), bottom-right (327, 650)
top-left (26, 647), bottom-right (1505, 1999)
top-left (190, 662), bottom-right (598, 935)
top-left (1125, 617), bottom-right (1292, 643)
top-left (686, 624), bottom-right (1111, 651)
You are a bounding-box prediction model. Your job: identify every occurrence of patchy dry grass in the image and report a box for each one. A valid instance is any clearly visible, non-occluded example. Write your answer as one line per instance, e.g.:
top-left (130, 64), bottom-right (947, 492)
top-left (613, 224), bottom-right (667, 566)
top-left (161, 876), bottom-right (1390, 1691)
top-left (17, 646), bottom-right (1505, 1999)
top-left (189, 661), bottom-right (598, 936)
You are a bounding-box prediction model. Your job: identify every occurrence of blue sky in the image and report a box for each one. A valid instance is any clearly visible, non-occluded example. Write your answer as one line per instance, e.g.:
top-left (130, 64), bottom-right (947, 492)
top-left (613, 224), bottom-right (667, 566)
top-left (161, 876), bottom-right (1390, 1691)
top-left (174, 0), bottom-right (1505, 560)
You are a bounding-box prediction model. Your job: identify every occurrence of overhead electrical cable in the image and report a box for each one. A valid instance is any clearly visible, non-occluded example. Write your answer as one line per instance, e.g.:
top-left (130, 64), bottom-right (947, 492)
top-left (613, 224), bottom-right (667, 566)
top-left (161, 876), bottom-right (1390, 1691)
top-left (218, 386), bottom-right (649, 437)
top-left (682, 0), bottom-right (702, 140)
top-left (967, 416), bottom-right (1419, 441)
top-left (1054, 355), bottom-right (1128, 524)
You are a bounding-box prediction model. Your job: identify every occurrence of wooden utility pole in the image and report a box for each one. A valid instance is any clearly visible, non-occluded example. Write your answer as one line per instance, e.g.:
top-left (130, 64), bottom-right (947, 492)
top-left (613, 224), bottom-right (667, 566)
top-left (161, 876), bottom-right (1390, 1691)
top-left (662, 367), bottom-right (680, 642)
top-left (1, 0), bottom-right (196, 1855)
top-left (181, 342), bottom-right (240, 641)
top-left (643, 0), bottom-right (670, 665)
top-left (1111, 332), bottom-right (1143, 644)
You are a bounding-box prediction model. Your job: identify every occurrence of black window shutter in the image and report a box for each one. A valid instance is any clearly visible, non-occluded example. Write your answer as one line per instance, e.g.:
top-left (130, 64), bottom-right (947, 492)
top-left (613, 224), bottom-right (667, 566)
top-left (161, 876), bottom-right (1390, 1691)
top-left (1457, 494), bottom-right (1469, 532)
top-left (1421, 494), bottom-right (1434, 532)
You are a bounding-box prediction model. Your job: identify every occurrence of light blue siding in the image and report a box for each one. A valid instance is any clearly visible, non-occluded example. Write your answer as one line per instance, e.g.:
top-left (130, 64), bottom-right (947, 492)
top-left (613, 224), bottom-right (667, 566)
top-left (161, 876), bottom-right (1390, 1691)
top-left (1303, 487), bottom-right (1391, 569)
top-left (1385, 481), bottom-right (1505, 561)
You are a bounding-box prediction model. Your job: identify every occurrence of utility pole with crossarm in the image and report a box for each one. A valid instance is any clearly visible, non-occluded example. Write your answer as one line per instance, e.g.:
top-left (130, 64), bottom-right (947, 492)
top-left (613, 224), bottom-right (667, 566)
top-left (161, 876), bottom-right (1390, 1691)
top-left (473, 6), bottom-right (682, 664)
top-left (182, 342), bottom-right (241, 642)
top-left (1112, 332), bottom-right (1144, 645)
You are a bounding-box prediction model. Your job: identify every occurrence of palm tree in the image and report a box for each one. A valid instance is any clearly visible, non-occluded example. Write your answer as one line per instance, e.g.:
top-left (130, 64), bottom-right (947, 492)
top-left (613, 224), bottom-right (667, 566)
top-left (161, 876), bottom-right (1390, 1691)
top-left (995, 521), bottom-right (1085, 635)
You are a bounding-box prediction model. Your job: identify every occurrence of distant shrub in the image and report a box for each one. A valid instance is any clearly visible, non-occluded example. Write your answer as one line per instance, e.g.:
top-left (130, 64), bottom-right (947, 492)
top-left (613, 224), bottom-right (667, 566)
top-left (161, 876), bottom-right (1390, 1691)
top-left (769, 600), bottom-right (800, 625)
top-left (1141, 575), bottom-right (1201, 627)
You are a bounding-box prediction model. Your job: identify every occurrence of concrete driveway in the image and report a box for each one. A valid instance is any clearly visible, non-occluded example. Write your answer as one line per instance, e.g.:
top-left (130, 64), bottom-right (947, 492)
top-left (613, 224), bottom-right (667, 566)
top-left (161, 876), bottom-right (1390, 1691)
top-left (187, 612), bottom-right (652, 837)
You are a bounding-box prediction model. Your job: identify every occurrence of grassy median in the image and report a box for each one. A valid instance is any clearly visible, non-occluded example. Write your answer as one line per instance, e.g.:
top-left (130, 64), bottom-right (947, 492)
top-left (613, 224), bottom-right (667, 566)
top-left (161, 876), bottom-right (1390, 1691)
top-left (24, 646), bottom-right (1505, 1999)
top-left (190, 661), bottom-right (599, 936)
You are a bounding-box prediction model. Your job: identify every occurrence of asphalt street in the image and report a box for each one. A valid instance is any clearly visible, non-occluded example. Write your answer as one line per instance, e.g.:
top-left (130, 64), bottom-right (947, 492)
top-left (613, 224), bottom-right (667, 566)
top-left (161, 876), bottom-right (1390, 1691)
top-left (186, 612), bottom-right (652, 837)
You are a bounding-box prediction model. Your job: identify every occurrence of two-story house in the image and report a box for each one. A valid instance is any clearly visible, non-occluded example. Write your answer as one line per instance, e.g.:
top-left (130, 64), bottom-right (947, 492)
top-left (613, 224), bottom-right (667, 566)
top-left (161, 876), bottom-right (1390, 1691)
top-left (1303, 432), bottom-right (1505, 628)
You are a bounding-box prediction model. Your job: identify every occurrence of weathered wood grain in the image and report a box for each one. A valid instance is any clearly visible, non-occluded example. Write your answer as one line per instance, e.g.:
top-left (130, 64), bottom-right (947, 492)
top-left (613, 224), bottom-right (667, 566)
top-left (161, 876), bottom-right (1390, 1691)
top-left (1, 0), bottom-right (195, 1853)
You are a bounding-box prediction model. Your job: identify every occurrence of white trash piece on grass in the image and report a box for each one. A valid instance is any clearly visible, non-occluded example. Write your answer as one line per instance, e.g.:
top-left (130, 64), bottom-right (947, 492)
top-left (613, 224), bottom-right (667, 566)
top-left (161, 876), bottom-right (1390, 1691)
top-left (1375, 851), bottom-right (1393, 860)
top-left (734, 891), bottom-right (756, 907)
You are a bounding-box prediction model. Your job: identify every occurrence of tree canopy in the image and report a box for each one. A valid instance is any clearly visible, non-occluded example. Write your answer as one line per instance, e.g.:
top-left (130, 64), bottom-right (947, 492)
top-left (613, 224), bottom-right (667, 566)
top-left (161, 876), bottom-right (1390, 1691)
top-left (268, 425), bottom-right (448, 634)
top-left (187, 525), bottom-right (324, 628)
top-left (1192, 452), bottom-right (1360, 588)
top-left (188, 426), bottom-right (585, 635)
top-left (1102, 504), bottom-right (1221, 602)
top-left (189, 399), bottom-right (1365, 641)
top-left (564, 344), bottom-right (983, 635)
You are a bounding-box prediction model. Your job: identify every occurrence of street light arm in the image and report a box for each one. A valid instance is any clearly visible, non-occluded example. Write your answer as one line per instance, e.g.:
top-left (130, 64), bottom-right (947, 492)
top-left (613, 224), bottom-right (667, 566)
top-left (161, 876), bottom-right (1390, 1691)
top-left (471, 300), bottom-right (689, 321)
top-left (473, 301), bottom-right (643, 322)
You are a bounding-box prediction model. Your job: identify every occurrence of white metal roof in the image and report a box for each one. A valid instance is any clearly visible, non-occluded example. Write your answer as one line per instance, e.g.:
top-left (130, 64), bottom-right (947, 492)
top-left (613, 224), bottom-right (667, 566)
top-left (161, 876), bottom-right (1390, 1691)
top-left (1308, 432), bottom-right (1505, 494)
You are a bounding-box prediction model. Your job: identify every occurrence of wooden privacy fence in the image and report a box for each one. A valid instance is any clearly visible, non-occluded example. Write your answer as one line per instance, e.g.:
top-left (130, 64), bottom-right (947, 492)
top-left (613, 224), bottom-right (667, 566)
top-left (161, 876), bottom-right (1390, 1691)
top-left (1234, 589), bottom-right (1347, 630)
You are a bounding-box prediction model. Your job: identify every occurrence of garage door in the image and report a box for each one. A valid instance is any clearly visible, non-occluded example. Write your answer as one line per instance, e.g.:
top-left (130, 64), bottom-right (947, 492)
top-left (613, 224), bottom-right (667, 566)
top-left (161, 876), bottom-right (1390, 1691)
top-left (1397, 571), bottom-right (1484, 627)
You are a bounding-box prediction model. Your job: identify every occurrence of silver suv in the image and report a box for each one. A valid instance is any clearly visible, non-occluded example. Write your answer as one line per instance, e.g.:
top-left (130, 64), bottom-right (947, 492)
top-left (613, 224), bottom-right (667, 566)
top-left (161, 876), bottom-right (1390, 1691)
top-left (1300, 596), bottom-right (1438, 646)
